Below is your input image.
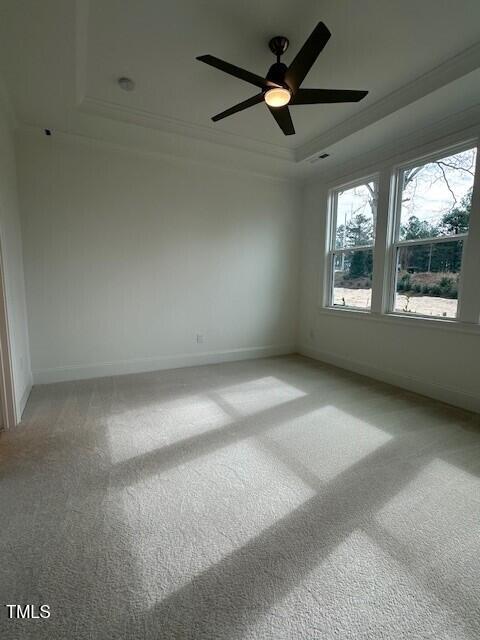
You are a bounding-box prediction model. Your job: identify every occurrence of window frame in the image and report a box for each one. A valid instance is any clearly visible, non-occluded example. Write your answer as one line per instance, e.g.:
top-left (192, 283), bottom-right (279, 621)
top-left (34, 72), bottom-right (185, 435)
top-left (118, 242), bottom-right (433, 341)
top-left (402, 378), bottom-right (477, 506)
top-left (325, 174), bottom-right (379, 311)
top-left (387, 141), bottom-right (476, 321)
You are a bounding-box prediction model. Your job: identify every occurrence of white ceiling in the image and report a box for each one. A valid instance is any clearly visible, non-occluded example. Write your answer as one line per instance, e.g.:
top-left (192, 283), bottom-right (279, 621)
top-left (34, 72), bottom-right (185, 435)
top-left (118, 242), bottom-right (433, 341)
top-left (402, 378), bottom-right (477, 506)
top-left (1, 0), bottom-right (480, 172)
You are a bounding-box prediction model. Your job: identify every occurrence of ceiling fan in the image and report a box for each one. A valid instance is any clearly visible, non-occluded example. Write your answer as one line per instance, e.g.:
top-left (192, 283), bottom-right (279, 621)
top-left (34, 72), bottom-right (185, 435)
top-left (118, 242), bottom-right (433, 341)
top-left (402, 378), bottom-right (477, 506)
top-left (196, 22), bottom-right (368, 136)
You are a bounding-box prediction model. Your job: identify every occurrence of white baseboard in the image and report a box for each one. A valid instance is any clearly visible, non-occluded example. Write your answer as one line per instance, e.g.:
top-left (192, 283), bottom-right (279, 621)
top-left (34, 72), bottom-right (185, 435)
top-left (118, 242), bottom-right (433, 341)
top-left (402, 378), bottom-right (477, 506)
top-left (33, 344), bottom-right (296, 385)
top-left (299, 344), bottom-right (480, 414)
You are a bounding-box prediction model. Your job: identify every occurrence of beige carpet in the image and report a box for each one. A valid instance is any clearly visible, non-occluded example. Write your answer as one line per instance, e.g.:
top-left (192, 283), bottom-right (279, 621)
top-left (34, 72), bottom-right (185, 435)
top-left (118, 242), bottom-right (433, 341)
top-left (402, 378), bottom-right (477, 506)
top-left (1, 355), bottom-right (479, 639)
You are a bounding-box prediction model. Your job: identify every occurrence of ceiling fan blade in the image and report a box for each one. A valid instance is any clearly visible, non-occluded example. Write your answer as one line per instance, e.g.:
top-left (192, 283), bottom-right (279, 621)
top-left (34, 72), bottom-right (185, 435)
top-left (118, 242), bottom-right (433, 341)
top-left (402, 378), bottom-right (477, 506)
top-left (285, 22), bottom-right (331, 92)
top-left (292, 88), bottom-right (368, 104)
top-left (268, 105), bottom-right (295, 136)
top-left (211, 94), bottom-right (264, 121)
top-left (197, 55), bottom-right (266, 89)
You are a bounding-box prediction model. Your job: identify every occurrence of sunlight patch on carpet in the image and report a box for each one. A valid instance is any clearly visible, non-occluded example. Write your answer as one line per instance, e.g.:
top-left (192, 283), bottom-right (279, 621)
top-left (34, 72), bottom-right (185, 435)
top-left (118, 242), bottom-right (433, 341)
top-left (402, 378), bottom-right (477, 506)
top-left (118, 437), bottom-right (316, 602)
top-left (263, 405), bottom-right (392, 484)
top-left (215, 376), bottom-right (306, 416)
top-left (263, 528), bottom-right (473, 640)
top-left (375, 457), bottom-right (480, 606)
top-left (106, 394), bottom-right (232, 463)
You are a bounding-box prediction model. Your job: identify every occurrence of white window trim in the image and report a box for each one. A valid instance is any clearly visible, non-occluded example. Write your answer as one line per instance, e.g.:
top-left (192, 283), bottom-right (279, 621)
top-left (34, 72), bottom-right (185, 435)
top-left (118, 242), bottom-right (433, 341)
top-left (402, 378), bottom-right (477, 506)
top-left (387, 140), bottom-right (477, 321)
top-left (321, 135), bottom-right (480, 329)
top-left (458, 145), bottom-right (480, 324)
top-left (324, 174), bottom-right (378, 310)
top-left (317, 304), bottom-right (480, 336)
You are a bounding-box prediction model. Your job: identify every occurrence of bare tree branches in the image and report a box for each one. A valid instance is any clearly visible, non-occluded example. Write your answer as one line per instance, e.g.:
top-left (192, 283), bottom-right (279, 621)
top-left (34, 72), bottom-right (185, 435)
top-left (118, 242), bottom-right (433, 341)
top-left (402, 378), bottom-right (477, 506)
top-left (401, 148), bottom-right (476, 221)
top-left (436, 159), bottom-right (474, 177)
top-left (436, 161), bottom-right (458, 207)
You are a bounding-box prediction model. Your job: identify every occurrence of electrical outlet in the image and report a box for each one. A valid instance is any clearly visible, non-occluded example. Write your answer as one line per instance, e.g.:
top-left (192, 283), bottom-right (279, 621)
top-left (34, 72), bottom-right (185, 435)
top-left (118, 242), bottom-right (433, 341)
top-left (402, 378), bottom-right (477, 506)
top-left (196, 334), bottom-right (204, 344)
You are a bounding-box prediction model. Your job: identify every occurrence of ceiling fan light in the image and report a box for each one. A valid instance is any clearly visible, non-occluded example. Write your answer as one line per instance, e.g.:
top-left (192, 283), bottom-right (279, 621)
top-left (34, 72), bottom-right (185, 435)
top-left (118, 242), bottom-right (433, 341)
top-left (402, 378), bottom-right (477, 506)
top-left (264, 87), bottom-right (291, 107)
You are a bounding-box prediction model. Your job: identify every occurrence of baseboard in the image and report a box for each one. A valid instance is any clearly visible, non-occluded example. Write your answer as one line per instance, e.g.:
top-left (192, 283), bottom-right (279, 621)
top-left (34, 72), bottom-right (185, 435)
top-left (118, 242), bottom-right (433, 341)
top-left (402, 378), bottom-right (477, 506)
top-left (33, 344), bottom-right (296, 384)
top-left (298, 344), bottom-right (480, 414)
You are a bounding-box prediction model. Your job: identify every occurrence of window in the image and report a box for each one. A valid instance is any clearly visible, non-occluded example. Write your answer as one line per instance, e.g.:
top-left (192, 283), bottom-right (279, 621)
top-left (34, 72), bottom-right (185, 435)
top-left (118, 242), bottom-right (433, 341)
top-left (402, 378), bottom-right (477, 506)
top-left (327, 178), bottom-right (378, 310)
top-left (390, 145), bottom-right (477, 319)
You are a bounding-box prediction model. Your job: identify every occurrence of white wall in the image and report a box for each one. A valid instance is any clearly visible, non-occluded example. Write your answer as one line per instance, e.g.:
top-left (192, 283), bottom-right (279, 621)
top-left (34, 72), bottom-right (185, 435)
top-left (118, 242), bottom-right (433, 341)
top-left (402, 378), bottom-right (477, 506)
top-left (17, 132), bottom-right (300, 383)
top-left (299, 152), bottom-right (480, 414)
top-left (0, 90), bottom-right (31, 417)
top-left (16, 116), bottom-right (479, 412)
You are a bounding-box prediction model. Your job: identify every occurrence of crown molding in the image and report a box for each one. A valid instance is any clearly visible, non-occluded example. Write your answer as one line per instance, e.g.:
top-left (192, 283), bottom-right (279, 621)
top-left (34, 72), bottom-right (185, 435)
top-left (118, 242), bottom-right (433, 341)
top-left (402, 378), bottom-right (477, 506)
top-left (296, 40), bottom-right (480, 163)
top-left (74, 0), bottom-right (293, 164)
top-left (78, 95), bottom-right (295, 162)
top-left (76, 39), bottom-right (480, 170)
top-left (304, 103), bottom-right (480, 187)
top-left (73, 1), bottom-right (480, 172)
top-left (16, 123), bottom-right (300, 186)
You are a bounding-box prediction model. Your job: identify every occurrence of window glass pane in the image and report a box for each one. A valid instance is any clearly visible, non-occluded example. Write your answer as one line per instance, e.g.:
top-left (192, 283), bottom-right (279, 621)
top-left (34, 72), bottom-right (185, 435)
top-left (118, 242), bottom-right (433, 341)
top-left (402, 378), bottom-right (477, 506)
top-left (399, 147), bottom-right (477, 241)
top-left (335, 181), bottom-right (377, 248)
top-left (333, 249), bottom-right (373, 310)
top-left (394, 240), bottom-right (464, 318)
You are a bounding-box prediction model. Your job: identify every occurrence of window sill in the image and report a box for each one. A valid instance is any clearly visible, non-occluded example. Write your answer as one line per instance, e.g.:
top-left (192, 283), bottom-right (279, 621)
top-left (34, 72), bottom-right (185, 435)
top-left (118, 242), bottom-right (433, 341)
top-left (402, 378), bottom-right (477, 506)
top-left (320, 306), bottom-right (480, 335)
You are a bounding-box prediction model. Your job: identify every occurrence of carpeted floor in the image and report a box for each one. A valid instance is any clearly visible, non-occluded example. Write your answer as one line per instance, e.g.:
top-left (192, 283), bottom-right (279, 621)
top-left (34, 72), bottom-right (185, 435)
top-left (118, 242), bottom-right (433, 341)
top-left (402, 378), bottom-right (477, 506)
top-left (1, 355), bottom-right (479, 639)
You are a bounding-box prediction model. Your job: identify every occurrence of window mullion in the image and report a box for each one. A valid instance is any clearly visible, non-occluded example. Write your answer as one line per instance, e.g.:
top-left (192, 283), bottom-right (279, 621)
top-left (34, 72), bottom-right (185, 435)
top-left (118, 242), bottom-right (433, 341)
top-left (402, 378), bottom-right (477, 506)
top-left (371, 169), bottom-right (392, 314)
top-left (458, 148), bottom-right (480, 323)
top-left (322, 190), bottom-right (337, 307)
